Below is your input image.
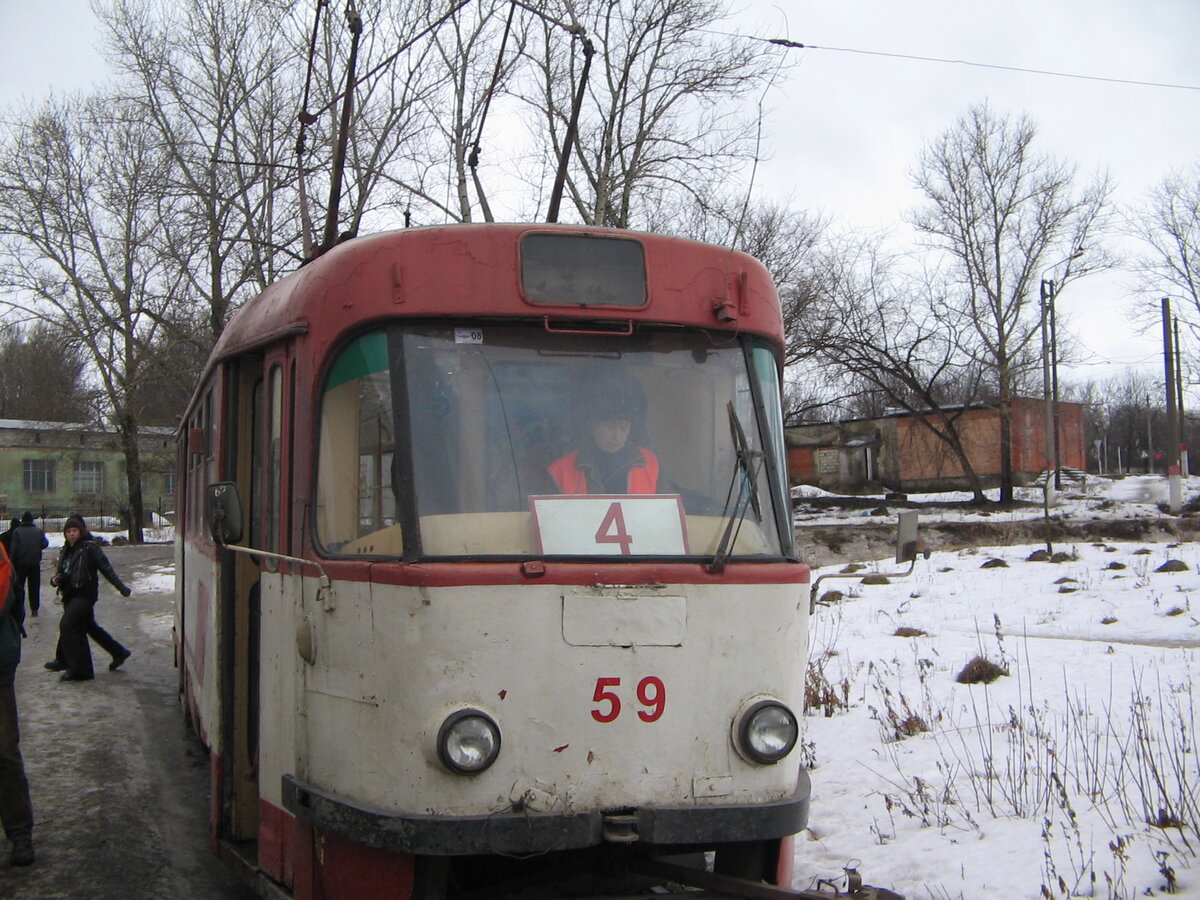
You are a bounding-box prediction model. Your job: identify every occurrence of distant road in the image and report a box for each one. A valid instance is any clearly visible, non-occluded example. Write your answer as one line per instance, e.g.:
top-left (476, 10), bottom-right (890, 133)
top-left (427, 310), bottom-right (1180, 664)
top-left (0, 543), bottom-right (257, 900)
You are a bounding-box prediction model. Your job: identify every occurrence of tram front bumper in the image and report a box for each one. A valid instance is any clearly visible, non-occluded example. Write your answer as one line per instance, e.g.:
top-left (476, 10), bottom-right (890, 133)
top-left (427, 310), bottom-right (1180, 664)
top-left (282, 771), bottom-right (810, 856)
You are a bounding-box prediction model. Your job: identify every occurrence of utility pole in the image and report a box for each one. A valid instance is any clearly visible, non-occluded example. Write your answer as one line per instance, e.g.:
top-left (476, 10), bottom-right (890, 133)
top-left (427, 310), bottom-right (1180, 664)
top-left (1039, 279), bottom-right (1056, 509)
top-left (1175, 315), bottom-right (1188, 477)
top-left (1049, 280), bottom-right (1062, 490)
top-left (1036, 249), bottom-right (1082, 493)
top-left (1147, 393), bottom-right (1153, 474)
top-left (1163, 298), bottom-right (1181, 513)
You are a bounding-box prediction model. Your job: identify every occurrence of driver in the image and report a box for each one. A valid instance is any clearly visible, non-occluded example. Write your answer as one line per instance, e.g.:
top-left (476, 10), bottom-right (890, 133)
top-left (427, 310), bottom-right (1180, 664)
top-left (548, 371), bottom-right (659, 494)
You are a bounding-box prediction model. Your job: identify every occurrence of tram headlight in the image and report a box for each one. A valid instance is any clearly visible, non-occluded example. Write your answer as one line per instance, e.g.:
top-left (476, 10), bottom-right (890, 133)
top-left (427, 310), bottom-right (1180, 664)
top-left (734, 699), bottom-right (798, 765)
top-left (436, 709), bottom-right (501, 775)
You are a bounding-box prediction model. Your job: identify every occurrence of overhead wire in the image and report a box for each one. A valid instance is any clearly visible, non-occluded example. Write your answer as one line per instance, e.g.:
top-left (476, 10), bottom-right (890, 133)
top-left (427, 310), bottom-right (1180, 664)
top-left (704, 28), bottom-right (1200, 93)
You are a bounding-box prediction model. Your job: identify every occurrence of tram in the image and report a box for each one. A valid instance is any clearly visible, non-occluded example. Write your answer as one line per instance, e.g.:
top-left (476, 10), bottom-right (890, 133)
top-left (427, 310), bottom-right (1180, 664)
top-left (174, 223), bottom-right (812, 899)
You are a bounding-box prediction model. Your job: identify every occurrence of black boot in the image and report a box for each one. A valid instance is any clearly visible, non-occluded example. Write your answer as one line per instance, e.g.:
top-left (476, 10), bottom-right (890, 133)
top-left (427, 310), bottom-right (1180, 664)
top-left (10, 834), bottom-right (34, 866)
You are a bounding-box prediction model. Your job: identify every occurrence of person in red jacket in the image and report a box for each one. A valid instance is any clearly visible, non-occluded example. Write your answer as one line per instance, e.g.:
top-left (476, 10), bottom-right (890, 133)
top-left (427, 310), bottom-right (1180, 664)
top-left (548, 370), bottom-right (660, 495)
top-left (0, 542), bottom-right (35, 866)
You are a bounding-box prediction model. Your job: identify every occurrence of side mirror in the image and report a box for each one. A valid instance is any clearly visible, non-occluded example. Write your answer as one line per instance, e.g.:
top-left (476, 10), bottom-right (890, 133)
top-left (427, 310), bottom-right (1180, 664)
top-left (206, 482), bottom-right (244, 545)
top-left (895, 510), bottom-right (919, 564)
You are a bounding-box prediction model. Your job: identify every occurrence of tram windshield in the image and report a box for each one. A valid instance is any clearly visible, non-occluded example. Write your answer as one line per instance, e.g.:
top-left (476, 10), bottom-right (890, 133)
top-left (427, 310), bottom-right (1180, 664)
top-left (315, 323), bottom-right (794, 561)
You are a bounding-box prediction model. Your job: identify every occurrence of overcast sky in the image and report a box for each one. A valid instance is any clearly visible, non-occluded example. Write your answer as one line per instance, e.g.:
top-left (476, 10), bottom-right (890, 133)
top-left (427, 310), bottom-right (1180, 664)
top-left (730, 0), bottom-right (1200, 391)
top-left (2, 0), bottom-right (1198, 392)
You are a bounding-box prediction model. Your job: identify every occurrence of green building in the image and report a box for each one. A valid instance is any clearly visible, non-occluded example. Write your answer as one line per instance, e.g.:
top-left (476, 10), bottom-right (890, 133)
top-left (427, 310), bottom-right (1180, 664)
top-left (0, 418), bottom-right (176, 523)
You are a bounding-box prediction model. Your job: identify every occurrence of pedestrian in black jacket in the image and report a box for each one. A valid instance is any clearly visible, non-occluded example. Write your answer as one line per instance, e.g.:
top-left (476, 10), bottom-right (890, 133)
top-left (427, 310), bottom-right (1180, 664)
top-left (48, 516), bottom-right (132, 682)
top-left (9, 512), bottom-right (48, 617)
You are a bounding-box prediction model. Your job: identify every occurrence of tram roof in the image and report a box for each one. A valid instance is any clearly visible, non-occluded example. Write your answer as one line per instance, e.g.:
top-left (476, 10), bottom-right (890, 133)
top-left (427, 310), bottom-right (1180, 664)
top-left (212, 224), bottom-right (783, 361)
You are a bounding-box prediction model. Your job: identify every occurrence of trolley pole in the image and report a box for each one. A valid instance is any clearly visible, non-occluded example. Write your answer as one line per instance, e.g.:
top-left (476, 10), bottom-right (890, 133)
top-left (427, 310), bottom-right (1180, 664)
top-left (1163, 297), bottom-right (1182, 513)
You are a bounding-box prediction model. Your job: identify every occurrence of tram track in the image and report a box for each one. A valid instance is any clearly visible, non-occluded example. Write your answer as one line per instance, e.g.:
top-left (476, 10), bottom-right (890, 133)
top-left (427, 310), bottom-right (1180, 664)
top-left (448, 856), bottom-right (902, 900)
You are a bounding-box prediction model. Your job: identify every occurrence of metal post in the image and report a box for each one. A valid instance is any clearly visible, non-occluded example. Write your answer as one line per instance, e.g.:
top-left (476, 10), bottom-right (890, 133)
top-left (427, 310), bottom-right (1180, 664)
top-left (1048, 279), bottom-right (1062, 490)
top-left (1163, 298), bottom-right (1182, 512)
top-left (1039, 280), bottom-right (1056, 509)
top-left (1147, 394), bottom-right (1154, 473)
top-left (1175, 315), bottom-right (1188, 477)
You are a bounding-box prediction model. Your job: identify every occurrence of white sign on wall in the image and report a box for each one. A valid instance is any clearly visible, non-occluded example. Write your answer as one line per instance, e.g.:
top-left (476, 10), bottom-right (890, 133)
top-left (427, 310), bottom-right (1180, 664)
top-left (816, 448), bottom-right (839, 475)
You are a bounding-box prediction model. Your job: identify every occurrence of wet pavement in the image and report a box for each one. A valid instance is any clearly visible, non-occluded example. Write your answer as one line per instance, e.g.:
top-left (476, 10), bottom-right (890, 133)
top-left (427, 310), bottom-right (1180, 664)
top-left (0, 543), bottom-right (257, 900)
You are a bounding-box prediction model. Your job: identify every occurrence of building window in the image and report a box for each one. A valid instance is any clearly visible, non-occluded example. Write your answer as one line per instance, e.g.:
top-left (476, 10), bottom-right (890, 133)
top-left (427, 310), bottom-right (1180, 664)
top-left (163, 471), bottom-right (176, 496)
top-left (75, 461), bottom-right (104, 495)
top-left (23, 459), bottom-right (55, 493)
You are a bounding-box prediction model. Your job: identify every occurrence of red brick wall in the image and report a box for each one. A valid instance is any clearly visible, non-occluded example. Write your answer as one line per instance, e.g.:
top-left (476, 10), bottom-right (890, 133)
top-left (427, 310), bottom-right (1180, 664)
top-left (787, 447), bottom-right (815, 483)
top-left (895, 408), bottom-right (1001, 481)
top-left (895, 401), bottom-right (1085, 481)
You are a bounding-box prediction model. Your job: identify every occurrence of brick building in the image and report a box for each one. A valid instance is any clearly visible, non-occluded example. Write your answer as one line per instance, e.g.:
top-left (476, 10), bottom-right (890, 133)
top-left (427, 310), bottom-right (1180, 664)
top-left (786, 399), bottom-right (1086, 493)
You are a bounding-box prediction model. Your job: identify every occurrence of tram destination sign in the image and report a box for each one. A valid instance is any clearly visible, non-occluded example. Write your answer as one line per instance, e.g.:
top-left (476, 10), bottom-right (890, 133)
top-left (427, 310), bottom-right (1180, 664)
top-left (529, 495), bottom-right (689, 556)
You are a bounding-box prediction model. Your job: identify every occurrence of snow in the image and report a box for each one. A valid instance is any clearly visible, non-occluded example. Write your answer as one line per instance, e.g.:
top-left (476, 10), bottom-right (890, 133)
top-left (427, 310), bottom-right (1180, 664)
top-left (41, 519), bottom-right (175, 550)
top-left (794, 475), bottom-right (1199, 899)
top-left (792, 473), bottom-right (1171, 528)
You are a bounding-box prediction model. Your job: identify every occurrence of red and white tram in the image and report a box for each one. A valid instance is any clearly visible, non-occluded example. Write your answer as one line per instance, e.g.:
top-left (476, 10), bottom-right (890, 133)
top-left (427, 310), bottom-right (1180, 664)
top-left (175, 224), bottom-right (811, 899)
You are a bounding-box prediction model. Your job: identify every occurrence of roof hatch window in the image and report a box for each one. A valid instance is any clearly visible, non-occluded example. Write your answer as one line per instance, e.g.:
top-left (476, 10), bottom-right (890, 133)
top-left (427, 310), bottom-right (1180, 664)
top-left (520, 233), bottom-right (647, 308)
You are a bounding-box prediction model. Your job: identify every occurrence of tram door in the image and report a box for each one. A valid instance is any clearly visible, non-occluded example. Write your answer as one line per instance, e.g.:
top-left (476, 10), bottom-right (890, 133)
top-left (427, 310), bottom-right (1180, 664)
top-left (223, 352), bottom-right (287, 842)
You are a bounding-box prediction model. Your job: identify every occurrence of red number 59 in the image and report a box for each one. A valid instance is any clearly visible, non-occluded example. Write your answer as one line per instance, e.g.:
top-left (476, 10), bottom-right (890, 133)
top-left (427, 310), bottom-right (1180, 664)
top-left (590, 676), bottom-right (666, 723)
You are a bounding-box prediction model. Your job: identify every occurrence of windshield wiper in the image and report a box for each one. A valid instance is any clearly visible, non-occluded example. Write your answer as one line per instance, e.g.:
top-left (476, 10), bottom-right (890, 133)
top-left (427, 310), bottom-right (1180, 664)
top-left (707, 402), bottom-right (764, 573)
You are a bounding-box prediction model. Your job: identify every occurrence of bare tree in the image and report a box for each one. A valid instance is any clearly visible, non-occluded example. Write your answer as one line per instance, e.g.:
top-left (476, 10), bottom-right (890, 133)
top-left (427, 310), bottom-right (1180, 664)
top-left (1128, 164), bottom-right (1200, 345)
top-left (410, 0), bottom-right (525, 223)
top-left (1088, 368), bottom-right (1164, 474)
top-left (303, 1), bottom-right (458, 238)
top-left (519, 0), bottom-right (781, 227)
top-left (672, 195), bottom-right (832, 364)
top-left (797, 235), bottom-right (991, 500)
top-left (0, 95), bottom-right (179, 540)
top-left (0, 322), bottom-right (93, 422)
top-left (101, 0), bottom-right (306, 346)
top-left (907, 103), bottom-right (1113, 502)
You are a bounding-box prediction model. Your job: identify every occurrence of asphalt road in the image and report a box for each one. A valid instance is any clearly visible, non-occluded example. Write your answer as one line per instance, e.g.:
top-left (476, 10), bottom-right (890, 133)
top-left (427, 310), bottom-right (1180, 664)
top-left (0, 543), bottom-right (258, 900)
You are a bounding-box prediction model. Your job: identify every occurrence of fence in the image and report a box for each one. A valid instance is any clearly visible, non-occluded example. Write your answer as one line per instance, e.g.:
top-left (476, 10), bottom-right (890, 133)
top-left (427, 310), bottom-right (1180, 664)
top-left (2, 499), bottom-right (175, 536)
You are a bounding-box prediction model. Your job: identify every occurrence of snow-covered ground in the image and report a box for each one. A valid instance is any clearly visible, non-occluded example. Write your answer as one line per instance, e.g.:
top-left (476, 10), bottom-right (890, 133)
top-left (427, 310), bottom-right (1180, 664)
top-left (792, 472), bottom-right (1188, 528)
top-left (39, 517), bottom-right (174, 550)
top-left (794, 475), bottom-right (1199, 899)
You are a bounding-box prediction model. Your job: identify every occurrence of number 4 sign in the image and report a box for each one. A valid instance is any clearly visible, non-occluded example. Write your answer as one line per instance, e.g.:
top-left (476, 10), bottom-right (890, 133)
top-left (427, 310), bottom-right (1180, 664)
top-left (530, 495), bottom-right (689, 555)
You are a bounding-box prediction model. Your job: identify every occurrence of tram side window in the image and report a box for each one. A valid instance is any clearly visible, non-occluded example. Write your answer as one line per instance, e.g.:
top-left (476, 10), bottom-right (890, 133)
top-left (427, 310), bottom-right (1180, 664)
top-left (316, 333), bottom-right (399, 553)
top-left (267, 365), bottom-right (283, 552)
top-left (186, 384), bottom-right (216, 537)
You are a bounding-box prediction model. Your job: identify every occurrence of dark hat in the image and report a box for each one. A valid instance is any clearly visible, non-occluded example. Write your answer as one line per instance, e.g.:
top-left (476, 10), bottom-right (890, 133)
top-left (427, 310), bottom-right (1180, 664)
top-left (20, 511), bottom-right (33, 524)
top-left (64, 514), bottom-right (87, 534)
top-left (582, 368), bottom-right (646, 422)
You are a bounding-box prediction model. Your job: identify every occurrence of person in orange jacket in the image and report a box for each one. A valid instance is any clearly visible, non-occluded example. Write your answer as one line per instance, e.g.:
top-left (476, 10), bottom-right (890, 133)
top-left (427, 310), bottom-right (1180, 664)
top-left (548, 370), bottom-right (660, 495)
